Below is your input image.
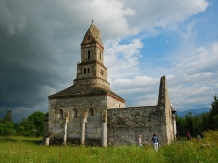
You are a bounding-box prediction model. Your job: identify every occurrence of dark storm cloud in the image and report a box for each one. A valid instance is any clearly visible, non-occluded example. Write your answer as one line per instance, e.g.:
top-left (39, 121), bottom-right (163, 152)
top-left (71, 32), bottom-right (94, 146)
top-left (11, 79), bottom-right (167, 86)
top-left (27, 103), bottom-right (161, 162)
top-left (0, 0), bottom-right (85, 120)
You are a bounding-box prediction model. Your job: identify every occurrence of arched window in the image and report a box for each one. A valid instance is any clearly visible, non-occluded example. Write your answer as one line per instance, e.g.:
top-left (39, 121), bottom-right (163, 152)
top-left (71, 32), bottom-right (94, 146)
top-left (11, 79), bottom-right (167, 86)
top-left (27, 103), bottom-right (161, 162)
top-left (87, 68), bottom-right (90, 73)
top-left (88, 108), bottom-right (94, 116)
top-left (59, 109), bottom-right (63, 118)
top-left (72, 109), bottom-right (78, 118)
top-left (88, 50), bottom-right (90, 60)
top-left (84, 68), bottom-right (86, 74)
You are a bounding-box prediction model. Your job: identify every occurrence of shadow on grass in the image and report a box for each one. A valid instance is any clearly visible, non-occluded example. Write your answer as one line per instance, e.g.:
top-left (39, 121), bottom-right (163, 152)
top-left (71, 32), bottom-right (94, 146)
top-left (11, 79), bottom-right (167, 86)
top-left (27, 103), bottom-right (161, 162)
top-left (21, 139), bottom-right (43, 145)
top-left (0, 136), bottom-right (42, 145)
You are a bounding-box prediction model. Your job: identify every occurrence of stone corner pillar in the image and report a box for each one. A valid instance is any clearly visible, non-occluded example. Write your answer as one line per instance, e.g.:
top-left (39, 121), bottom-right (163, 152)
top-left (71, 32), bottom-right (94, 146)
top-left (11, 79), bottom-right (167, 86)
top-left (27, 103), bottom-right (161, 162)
top-left (63, 112), bottom-right (69, 145)
top-left (80, 112), bottom-right (87, 145)
top-left (102, 110), bottom-right (107, 147)
top-left (45, 137), bottom-right (50, 146)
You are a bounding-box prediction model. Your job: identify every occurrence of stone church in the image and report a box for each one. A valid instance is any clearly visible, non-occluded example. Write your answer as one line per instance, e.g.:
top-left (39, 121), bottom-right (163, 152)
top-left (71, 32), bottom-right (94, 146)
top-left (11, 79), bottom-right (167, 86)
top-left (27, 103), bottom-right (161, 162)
top-left (43, 23), bottom-right (177, 146)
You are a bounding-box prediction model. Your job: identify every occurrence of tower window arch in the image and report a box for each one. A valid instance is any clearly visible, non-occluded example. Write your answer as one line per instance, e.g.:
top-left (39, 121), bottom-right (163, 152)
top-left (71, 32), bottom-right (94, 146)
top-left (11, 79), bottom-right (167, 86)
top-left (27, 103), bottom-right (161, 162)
top-left (88, 50), bottom-right (90, 60)
top-left (84, 68), bottom-right (86, 74)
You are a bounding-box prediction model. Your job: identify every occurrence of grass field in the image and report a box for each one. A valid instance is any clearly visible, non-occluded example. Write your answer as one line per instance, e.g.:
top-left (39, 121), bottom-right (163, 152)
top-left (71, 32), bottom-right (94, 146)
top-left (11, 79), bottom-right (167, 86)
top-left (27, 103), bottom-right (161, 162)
top-left (0, 131), bottom-right (218, 163)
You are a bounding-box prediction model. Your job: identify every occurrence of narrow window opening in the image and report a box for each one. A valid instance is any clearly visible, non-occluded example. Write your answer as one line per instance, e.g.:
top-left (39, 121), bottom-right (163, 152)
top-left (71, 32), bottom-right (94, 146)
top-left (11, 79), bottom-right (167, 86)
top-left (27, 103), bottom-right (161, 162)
top-left (88, 108), bottom-right (94, 116)
top-left (101, 69), bottom-right (104, 75)
top-left (59, 109), bottom-right (63, 118)
top-left (84, 68), bottom-right (86, 74)
top-left (88, 35), bottom-right (91, 40)
top-left (88, 50), bottom-right (90, 60)
top-left (73, 109), bottom-right (78, 118)
top-left (87, 68), bottom-right (90, 73)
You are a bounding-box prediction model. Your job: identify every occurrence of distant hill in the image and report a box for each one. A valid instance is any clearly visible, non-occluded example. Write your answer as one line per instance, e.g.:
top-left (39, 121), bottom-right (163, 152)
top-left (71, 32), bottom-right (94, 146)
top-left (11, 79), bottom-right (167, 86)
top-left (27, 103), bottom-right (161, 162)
top-left (176, 107), bottom-right (210, 117)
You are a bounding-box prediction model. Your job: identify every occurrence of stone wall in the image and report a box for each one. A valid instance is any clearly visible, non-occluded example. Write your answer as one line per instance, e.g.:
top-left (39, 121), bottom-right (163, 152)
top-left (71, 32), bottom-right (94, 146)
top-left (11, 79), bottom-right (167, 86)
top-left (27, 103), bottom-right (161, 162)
top-left (73, 78), bottom-right (110, 90)
top-left (48, 96), bottom-right (106, 144)
top-left (47, 94), bottom-right (125, 145)
top-left (107, 95), bottom-right (125, 108)
top-left (107, 106), bottom-right (168, 146)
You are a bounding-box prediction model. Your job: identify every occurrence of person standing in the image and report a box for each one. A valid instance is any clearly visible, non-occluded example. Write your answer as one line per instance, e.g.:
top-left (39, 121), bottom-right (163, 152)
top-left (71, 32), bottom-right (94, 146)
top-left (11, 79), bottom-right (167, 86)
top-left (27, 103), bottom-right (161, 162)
top-left (197, 133), bottom-right (202, 142)
top-left (152, 133), bottom-right (159, 152)
top-left (186, 132), bottom-right (191, 141)
top-left (138, 135), bottom-right (142, 146)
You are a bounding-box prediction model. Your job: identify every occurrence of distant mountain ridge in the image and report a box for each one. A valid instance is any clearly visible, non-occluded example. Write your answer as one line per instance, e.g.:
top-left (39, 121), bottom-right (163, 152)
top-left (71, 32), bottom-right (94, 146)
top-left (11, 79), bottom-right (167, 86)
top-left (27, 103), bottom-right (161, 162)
top-left (176, 107), bottom-right (210, 117)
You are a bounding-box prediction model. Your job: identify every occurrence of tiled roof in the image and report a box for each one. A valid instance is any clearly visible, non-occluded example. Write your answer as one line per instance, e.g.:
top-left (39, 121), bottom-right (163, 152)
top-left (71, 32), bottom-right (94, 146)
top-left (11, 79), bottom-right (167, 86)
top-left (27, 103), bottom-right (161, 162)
top-left (49, 85), bottom-right (125, 102)
top-left (81, 24), bottom-right (103, 47)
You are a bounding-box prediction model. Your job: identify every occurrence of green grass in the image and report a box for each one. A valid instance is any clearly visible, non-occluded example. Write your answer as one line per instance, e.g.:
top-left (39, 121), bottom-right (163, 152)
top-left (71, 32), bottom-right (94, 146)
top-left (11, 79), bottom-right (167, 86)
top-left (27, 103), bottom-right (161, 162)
top-left (0, 131), bottom-right (218, 163)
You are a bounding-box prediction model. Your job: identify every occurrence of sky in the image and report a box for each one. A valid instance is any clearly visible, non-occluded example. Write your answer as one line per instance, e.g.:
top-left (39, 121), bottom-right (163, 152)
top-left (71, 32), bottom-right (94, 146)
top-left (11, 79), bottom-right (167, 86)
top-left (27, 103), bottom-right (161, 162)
top-left (0, 0), bottom-right (218, 122)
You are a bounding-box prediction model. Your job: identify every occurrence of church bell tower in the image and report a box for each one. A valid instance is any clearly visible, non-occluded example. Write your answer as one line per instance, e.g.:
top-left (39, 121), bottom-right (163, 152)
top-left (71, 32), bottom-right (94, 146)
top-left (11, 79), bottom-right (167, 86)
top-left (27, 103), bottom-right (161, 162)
top-left (74, 22), bottom-right (110, 90)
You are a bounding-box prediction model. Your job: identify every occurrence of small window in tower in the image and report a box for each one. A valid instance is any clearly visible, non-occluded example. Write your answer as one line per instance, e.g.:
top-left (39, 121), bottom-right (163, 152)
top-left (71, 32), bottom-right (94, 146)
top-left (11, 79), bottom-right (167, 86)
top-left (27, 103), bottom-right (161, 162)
top-left (101, 69), bottom-right (104, 75)
top-left (88, 50), bottom-right (90, 60)
top-left (84, 68), bottom-right (86, 74)
top-left (99, 52), bottom-right (101, 60)
top-left (88, 35), bottom-right (91, 40)
top-left (87, 68), bottom-right (90, 73)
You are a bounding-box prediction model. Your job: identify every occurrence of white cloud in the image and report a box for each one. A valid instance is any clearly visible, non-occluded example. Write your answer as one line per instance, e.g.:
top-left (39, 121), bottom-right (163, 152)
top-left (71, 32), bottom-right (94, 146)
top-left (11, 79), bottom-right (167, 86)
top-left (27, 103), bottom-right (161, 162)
top-left (113, 76), bottom-right (158, 89)
top-left (168, 42), bottom-right (218, 110)
top-left (108, 39), bottom-right (218, 111)
top-left (105, 39), bottom-right (143, 80)
top-left (178, 42), bottom-right (218, 76)
top-left (121, 0), bottom-right (209, 31)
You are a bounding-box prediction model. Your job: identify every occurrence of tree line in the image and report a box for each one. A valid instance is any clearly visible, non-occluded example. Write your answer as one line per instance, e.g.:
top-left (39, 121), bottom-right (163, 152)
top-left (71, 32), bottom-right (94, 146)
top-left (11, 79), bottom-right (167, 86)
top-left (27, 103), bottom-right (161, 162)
top-left (0, 95), bottom-right (218, 138)
top-left (0, 111), bottom-right (45, 137)
top-left (176, 95), bottom-right (218, 137)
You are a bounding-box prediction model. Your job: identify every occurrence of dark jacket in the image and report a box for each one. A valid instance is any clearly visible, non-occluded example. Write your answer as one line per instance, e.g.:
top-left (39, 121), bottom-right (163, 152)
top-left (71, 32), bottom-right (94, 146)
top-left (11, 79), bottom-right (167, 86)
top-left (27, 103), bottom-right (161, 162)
top-left (152, 136), bottom-right (159, 143)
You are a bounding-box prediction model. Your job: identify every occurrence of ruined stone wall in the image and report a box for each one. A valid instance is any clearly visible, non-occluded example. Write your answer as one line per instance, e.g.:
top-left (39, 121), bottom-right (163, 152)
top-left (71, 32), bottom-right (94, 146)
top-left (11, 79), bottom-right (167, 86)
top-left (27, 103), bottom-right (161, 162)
top-left (107, 106), bottom-right (167, 146)
top-left (164, 86), bottom-right (173, 143)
